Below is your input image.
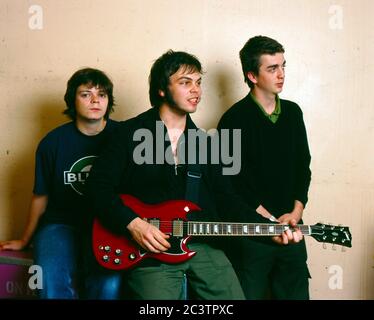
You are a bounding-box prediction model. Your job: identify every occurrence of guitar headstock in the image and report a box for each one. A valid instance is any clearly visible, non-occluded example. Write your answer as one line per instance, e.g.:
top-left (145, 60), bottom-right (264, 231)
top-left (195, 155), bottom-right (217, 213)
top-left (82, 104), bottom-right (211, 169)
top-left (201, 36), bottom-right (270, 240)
top-left (310, 223), bottom-right (352, 248)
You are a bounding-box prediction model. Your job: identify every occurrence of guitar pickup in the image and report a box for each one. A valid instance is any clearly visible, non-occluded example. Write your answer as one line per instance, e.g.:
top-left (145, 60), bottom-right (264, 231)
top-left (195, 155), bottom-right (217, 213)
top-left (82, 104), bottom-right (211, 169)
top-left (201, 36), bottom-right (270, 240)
top-left (173, 219), bottom-right (184, 237)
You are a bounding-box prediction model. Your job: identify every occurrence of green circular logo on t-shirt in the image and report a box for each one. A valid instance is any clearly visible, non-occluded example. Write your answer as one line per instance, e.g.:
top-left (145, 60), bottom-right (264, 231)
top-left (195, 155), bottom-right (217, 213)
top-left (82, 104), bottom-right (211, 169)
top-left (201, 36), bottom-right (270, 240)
top-left (63, 155), bottom-right (97, 195)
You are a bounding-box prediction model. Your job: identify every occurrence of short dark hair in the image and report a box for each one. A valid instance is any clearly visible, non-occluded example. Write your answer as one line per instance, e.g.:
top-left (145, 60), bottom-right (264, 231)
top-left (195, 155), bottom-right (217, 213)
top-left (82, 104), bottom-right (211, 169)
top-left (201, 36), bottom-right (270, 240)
top-left (63, 68), bottom-right (115, 120)
top-left (240, 36), bottom-right (284, 88)
top-left (149, 50), bottom-right (202, 108)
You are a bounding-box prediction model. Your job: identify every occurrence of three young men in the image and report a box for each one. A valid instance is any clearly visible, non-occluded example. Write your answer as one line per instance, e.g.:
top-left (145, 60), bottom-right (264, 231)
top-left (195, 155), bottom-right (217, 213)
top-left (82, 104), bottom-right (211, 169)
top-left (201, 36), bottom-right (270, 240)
top-left (2, 38), bottom-right (309, 300)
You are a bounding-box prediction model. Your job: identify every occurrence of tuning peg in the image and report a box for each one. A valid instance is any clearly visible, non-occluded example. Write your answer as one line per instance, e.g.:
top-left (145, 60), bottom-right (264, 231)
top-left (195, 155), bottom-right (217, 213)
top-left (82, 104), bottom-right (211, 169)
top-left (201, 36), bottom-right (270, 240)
top-left (323, 243), bottom-right (327, 249)
top-left (332, 244), bottom-right (337, 251)
top-left (341, 246), bottom-right (346, 252)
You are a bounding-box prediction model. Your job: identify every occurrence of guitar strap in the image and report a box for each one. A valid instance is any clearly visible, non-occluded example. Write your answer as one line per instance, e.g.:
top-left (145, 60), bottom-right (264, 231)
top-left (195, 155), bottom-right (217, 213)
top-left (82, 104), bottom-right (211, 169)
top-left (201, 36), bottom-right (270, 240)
top-left (183, 129), bottom-right (205, 300)
top-left (184, 128), bottom-right (203, 203)
top-left (185, 161), bottom-right (202, 203)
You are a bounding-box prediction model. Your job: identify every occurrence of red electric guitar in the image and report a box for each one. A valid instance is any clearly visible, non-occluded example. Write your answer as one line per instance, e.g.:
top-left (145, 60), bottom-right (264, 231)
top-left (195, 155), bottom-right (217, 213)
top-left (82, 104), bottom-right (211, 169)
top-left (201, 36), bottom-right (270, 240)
top-left (92, 194), bottom-right (352, 271)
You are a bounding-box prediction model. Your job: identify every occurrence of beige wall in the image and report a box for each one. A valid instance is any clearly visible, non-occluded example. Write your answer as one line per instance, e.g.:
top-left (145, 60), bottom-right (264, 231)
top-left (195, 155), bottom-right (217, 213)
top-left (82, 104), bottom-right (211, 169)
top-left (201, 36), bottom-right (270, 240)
top-left (0, 0), bottom-right (373, 299)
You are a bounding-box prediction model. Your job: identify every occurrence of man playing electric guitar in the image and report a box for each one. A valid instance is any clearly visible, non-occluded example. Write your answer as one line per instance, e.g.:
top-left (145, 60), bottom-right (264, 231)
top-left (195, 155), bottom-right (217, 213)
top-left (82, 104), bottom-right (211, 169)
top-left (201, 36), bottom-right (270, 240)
top-left (86, 50), bottom-right (303, 300)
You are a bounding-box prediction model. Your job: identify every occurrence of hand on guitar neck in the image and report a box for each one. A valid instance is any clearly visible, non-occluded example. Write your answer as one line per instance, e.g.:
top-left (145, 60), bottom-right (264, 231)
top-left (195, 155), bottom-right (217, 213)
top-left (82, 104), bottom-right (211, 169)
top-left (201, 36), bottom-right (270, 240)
top-left (272, 219), bottom-right (303, 245)
top-left (256, 202), bottom-right (304, 245)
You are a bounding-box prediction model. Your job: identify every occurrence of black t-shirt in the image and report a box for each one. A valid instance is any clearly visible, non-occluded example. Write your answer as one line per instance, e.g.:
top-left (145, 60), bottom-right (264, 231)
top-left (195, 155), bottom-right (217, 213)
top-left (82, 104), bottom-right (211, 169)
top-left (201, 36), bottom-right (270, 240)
top-left (34, 119), bottom-right (119, 226)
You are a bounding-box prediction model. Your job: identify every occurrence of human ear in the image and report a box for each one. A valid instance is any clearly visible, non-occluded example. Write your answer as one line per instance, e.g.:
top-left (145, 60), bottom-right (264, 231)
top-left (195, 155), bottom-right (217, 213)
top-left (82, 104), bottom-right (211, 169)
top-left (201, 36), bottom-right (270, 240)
top-left (247, 72), bottom-right (258, 85)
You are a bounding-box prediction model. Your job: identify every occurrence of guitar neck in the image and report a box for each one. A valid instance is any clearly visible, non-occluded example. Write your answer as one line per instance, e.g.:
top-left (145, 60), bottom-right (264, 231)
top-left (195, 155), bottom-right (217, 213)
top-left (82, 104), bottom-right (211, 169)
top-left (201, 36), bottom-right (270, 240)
top-left (187, 222), bottom-right (311, 236)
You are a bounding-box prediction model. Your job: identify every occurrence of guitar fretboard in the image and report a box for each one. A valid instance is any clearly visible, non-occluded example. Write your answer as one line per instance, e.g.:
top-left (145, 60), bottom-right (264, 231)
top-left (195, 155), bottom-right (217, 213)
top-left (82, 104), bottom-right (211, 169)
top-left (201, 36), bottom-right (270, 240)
top-left (187, 222), bottom-right (311, 236)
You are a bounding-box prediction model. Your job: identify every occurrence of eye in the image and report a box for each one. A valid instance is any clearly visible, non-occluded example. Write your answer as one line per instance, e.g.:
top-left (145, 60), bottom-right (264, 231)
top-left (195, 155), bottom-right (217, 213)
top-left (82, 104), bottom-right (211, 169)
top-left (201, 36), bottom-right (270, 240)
top-left (99, 93), bottom-right (108, 98)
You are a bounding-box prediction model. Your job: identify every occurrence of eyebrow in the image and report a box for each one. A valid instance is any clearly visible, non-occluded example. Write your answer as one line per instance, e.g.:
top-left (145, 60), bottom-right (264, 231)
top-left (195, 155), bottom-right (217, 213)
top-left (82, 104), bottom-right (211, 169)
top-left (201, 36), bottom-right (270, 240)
top-left (266, 60), bottom-right (286, 70)
top-left (77, 89), bottom-right (106, 93)
top-left (177, 76), bottom-right (202, 81)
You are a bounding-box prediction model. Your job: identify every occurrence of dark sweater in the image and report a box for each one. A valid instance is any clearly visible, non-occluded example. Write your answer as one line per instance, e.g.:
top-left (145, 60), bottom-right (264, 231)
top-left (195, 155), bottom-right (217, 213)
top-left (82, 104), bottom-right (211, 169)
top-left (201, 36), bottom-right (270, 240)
top-left (85, 108), bottom-right (265, 236)
top-left (218, 93), bottom-right (311, 217)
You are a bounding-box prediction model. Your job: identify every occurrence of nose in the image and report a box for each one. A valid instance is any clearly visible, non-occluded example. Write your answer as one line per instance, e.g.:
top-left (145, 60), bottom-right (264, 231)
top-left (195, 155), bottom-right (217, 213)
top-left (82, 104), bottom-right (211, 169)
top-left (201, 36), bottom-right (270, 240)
top-left (190, 82), bottom-right (201, 93)
top-left (278, 67), bottom-right (285, 79)
top-left (91, 94), bottom-right (99, 103)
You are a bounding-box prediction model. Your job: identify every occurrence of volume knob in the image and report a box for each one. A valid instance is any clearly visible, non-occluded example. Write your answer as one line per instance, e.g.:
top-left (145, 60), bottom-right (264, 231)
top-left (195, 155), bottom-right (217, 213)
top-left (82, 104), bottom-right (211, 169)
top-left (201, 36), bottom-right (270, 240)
top-left (128, 253), bottom-right (137, 261)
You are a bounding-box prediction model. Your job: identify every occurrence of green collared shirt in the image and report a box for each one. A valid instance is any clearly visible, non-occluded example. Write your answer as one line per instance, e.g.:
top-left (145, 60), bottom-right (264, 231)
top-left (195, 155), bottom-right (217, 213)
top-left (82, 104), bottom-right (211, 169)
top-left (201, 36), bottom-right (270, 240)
top-left (250, 92), bottom-right (281, 123)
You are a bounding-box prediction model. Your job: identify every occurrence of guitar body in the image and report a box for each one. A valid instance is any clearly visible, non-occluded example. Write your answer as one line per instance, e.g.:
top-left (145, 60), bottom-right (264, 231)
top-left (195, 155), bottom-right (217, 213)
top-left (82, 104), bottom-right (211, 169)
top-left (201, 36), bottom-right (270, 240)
top-left (92, 194), bottom-right (201, 270)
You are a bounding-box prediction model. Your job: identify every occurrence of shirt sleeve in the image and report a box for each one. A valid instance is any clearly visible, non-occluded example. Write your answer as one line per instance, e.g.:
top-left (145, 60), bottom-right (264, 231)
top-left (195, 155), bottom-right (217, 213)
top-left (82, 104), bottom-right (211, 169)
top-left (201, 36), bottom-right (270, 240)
top-left (294, 107), bottom-right (312, 207)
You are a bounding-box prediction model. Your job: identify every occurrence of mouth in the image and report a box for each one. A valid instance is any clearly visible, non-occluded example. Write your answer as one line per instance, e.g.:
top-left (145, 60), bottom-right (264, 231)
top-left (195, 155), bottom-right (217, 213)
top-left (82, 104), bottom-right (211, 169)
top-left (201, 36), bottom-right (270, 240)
top-left (188, 97), bottom-right (200, 105)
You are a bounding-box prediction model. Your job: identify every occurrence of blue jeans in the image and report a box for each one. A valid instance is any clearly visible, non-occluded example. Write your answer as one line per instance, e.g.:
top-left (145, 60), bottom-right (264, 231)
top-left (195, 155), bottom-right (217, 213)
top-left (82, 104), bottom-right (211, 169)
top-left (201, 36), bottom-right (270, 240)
top-left (33, 223), bottom-right (122, 299)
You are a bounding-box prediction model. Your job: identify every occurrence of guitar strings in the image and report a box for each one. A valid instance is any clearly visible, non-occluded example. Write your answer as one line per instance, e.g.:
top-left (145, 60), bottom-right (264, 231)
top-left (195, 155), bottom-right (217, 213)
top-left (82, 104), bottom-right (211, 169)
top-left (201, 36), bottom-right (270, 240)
top-left (147, 221), bottom-right (347, 230)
